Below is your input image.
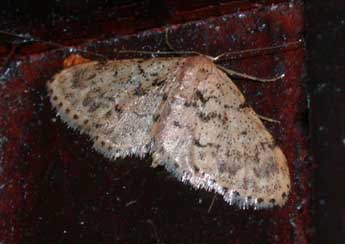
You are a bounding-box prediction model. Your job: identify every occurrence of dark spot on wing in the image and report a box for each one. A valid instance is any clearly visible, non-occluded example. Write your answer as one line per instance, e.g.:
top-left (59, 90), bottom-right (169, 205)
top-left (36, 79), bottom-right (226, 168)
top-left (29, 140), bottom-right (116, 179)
top-left (105, 110), bottom-right (112, 118)
top-left (162, 93), bottom-right (168, 101)
top-left (257, 198), bottom-right (264, 203)
top-left (114, 104), bottom-right (123, 113)
top-left (152, 79), bottom-right (165, 86)
top-left (184, 101), bottom-right (197, 107)
top-left (86, 73), bottom-right (96, 80)
top-left (217, 157), bottom-right (241, 176)
top-left (253, 160), bottom-right (279, 179)
top-left (134, 85), bottom-right (146, 96)
top-left (198, 111), bottom-right (218, 122)
top-left (138, 65), bottom-right (145, 75)
top-left (218, 162), bottom-right (226, 173)
top-left (173, 121), bottom-right (182, 128)
top-left (239, 101), bottom-right (250, 109)
top-left (88, 102), bottom-right (101, 112)
top-left (153, 114), bottom-right (160, 122)
top-left (228, 164), bottom-right (241, 176)
top-left (71, 69), bottom-right (85, 88)
top-left (193, 138), bottom-right (216, 148)
top-left (269, 199), bottom-right (276, 204)
top-left (195, 90), bottom-right (217, 104)
top-left (222, 113), bottom-right (229, 124)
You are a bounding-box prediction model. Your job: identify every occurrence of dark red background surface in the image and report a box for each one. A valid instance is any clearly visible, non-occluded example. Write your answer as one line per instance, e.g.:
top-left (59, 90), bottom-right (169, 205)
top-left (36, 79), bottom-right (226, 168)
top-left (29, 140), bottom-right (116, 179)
top-left (307, 1), bottom-right (345, 244)
top-left (0, 0), bottom-right (321, 243)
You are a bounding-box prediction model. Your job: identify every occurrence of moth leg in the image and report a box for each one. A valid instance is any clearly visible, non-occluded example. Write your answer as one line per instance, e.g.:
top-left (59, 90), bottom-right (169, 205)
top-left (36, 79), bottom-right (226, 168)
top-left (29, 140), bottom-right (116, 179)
top-left (258, 114), bottom-right (281, 124)
top-left (207, 194), bottom-right (217, 213)
top-left (164, 28), bottom-right (177, 52)
top-left (217, 64), bottom-right (285, 83)
top-left (217, 63), bottom-right (282, 122)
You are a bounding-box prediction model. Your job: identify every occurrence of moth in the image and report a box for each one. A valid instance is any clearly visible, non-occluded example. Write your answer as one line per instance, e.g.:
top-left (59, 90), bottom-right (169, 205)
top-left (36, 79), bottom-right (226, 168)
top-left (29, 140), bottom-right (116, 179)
top-left (47, 53), bottom-right (290, 209)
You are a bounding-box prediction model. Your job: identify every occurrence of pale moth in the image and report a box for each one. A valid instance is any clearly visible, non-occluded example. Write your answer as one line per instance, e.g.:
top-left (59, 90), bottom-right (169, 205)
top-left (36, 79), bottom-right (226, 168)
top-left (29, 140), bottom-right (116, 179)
top-left (47, 41), bottom-right (291, 209)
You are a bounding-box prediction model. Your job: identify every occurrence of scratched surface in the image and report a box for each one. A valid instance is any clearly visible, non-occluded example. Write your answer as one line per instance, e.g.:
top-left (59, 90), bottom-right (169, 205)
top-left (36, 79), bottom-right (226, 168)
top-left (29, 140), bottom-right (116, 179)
top-left (0, 1), bottom-right (311, 243)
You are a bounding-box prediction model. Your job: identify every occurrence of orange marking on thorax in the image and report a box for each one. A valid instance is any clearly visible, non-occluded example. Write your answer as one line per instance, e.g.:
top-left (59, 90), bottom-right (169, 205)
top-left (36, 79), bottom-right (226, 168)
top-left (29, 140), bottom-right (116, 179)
top-left (63, 54), bottom-right (91, 68)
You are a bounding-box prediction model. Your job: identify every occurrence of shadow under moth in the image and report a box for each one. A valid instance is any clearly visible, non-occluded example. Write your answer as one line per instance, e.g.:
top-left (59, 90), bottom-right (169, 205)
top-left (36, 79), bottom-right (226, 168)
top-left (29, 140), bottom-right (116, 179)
top-left (47, 54), bottom-right (290, 209)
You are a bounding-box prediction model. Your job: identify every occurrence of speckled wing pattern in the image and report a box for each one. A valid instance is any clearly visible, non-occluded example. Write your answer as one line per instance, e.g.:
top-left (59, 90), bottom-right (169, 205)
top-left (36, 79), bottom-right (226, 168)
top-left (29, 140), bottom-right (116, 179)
top-left (48, 56), bottom-right (290, 209)
top-left (48, 58), bottom-right (181, 158)
top-left (152, 57), bottom-right (290, 209)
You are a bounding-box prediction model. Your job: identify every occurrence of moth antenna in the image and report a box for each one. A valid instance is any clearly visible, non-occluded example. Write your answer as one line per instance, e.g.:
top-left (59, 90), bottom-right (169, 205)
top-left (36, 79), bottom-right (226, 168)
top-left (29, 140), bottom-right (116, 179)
top-left (163, 28), bottom-right (303, 63)
top-left (116, 49), bottom-right (201, 56)
top-left (0, 30), bottom-right (108, 60)
top-left (213, 39), bottom-right (303, 61)
top-left (217, 64), bottom-right (285, 83)
top-left (258, 115), bottom-right (281, 124)
top-left (117, 29), bottom-right (209, 57)
top-left (163, 28), bottom-right (214, 59)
